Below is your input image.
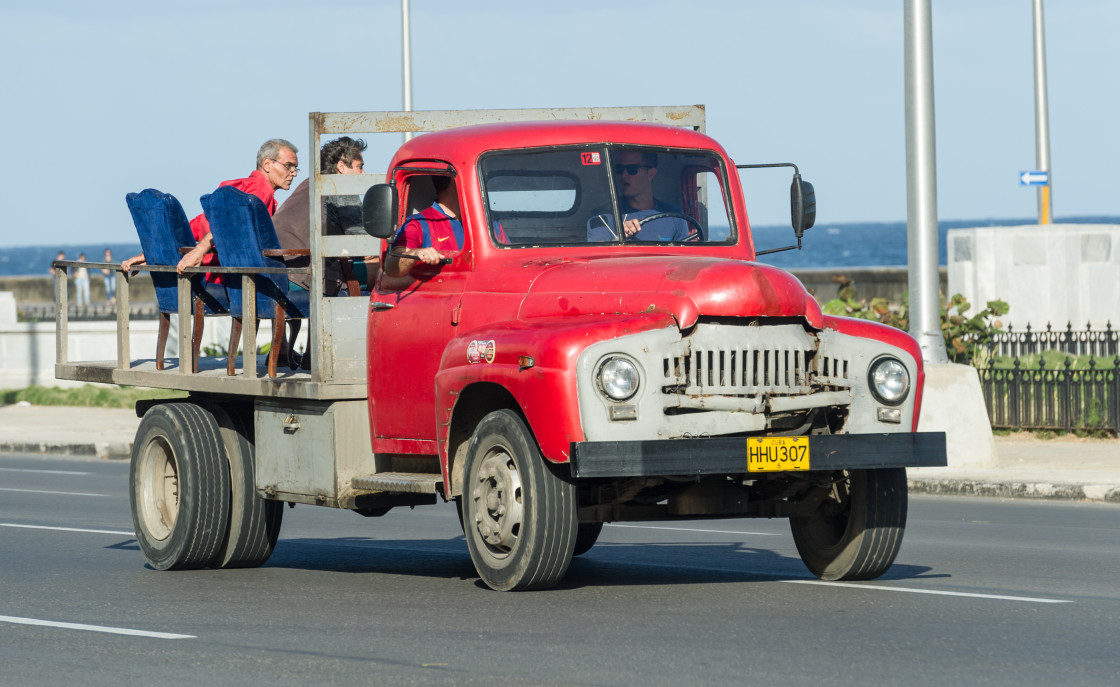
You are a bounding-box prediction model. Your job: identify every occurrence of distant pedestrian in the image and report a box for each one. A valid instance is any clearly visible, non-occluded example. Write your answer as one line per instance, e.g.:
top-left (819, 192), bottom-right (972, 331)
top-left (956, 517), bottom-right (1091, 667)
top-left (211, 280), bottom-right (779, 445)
top-left (51, 251), bottom-right (66, 304)
top-left (74, 253), bottom-right (90, 306)
top-left (101, 248), bottom-right (116, 305)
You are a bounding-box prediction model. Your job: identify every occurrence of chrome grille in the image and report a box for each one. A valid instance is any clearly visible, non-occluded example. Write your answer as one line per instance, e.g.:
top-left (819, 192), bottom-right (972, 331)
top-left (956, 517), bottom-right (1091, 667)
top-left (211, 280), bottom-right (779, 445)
top-left (660, 323), bottom-right (850, 397)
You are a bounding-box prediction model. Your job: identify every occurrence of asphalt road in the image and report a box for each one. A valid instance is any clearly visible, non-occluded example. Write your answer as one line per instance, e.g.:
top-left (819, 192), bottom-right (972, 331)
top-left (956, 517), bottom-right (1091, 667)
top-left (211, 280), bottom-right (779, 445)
top-left (2, 452), bottom-right (1118, 686)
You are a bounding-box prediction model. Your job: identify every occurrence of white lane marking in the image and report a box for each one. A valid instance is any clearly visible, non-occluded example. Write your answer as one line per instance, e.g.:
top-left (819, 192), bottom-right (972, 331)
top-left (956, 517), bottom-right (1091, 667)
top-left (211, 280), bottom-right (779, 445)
top-left (785, 579), bottom-right (1072, 604)
top-left (606, 523), bottom-right (781, 537)
top-left (0, 487), bottom-right (105, 497)
top-left (0, 615), bottom-right (193, 639)
top-left (0, 523), bottom-right (133, 536)
top-left (0, 467), bottom-right (90, 476)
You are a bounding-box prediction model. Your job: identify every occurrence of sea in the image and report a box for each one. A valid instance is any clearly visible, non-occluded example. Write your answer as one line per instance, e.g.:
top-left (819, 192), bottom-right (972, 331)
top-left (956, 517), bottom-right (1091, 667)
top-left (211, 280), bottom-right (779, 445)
top-left (1, 216), bottom-right (1116, 276)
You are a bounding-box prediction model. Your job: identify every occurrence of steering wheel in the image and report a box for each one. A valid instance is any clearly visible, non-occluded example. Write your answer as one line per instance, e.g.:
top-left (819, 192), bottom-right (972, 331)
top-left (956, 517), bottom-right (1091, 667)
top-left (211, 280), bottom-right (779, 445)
top-left (635, 212), bottom-right (705, 241)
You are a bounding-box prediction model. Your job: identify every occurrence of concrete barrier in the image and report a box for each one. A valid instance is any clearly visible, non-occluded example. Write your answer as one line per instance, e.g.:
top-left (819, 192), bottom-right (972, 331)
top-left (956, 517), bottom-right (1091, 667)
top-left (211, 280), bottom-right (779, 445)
top-left (0, 274), bottom-right (155, 309)
top-left (0, 291), bottom-right (283, 389)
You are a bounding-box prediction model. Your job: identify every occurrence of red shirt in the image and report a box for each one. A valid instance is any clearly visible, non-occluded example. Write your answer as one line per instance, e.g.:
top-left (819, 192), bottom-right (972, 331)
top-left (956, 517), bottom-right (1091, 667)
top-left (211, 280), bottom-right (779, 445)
top-left (190, 169), bottom-right (278, 282)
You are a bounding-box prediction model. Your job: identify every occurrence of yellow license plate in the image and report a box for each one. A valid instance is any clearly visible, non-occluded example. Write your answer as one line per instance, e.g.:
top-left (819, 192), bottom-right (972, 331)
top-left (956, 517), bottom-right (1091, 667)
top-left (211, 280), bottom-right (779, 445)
top-left (746, 436), bottom-right (810, 472)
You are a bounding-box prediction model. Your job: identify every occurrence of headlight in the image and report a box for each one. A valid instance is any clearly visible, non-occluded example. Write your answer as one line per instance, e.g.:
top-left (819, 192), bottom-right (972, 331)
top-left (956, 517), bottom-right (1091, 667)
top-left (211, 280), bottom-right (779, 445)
top-left (597, 356), bottom-right (640, 401)
top-left (868, 357), bottom-right (910, 405)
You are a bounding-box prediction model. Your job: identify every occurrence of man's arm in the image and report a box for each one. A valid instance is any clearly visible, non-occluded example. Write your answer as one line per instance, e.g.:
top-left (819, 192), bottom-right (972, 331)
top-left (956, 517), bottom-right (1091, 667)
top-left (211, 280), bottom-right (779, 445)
top-left (383, 219), bottom-right (448, 277)
top-left (177, 232), bottom-right (214, 274)
top-left (121, 253), bottom-right (146, 272)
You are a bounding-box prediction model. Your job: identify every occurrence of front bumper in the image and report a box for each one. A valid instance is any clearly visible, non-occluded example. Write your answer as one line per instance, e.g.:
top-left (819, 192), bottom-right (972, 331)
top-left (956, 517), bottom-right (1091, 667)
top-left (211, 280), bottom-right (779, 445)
top-left (569, 432), bottom-right (947, 479)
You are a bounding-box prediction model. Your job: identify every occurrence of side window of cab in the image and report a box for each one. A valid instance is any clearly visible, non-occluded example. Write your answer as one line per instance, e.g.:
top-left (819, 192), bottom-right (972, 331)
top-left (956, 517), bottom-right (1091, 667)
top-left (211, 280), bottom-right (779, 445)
top-left (381, 173), bottom-right (465, 282)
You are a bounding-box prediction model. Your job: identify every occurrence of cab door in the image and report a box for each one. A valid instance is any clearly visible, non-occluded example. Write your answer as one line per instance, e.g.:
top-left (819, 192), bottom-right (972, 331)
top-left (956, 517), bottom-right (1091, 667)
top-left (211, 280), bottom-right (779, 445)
top-left (367, 171), bottom-right (469, 452)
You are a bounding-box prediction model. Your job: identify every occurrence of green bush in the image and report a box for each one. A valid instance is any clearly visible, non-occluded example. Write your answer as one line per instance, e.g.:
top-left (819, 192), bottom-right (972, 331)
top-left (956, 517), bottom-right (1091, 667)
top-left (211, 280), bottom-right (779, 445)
top-left (821, 275), bottom-right (1009, 366)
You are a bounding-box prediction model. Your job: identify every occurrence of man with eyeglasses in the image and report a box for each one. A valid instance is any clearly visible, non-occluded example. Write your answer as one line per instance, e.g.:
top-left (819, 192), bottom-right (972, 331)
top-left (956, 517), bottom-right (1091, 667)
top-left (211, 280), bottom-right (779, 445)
top-left (121, 139), bottom-right (300, 280)
top-left (586, 149), bottom-right (692, 242)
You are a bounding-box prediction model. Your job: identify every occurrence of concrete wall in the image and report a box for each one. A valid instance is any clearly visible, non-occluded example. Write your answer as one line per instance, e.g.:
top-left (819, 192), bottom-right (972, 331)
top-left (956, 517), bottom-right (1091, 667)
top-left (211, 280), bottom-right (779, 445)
top-left (792, 266), bottom-right (947, 308)
top-left (0, 291), bottom-right (283, 389)
top-left (948, 224), bottom-right (1120, 328)
top-left (0, 274), bottom-right (155, 307)
top-left (5, 269), bottom-right (937, 314)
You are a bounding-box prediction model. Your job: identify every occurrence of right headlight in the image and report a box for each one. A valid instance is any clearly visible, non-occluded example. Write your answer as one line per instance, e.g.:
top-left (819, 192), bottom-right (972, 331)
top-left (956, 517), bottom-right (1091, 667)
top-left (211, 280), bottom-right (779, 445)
top-left (868, 356), bottom-right (910, 405)
top-left (597, 356), bottom-right (640, 401)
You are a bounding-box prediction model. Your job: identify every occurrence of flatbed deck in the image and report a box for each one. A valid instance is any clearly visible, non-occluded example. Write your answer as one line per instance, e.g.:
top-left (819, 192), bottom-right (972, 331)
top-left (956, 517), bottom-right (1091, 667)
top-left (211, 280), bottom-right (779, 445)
top-left (56, 356), bottom-right (366, 400)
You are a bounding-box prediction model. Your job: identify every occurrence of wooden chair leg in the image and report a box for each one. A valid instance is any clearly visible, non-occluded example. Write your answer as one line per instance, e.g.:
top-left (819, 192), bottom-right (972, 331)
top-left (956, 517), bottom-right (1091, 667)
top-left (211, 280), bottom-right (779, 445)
top-left (286, 320), bottom-right (302, 370)
top-left (156, 312), bottom-right (170, 370)
top-left (228, 317), bottom-right (242, 376)
top-left (267, 303), bottom-right (285, 378)
top-left (340, 257), bottom-right (361, 296)
top-left (192, 297), bottom-right (204, 374)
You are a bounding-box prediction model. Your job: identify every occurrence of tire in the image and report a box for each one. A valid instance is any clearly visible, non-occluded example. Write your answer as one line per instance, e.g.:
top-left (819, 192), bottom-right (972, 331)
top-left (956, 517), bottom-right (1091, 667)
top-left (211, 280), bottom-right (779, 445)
top-left (129, 403), bottom-right (231, 571)
top-left (572, 522), bottom-right (603, 557)
top-left (204, 404), bottom-right (283, 569)
top-left (462, 409), bottom-right (577, 591)
top-left (789, 468), bottom-right (908, 581)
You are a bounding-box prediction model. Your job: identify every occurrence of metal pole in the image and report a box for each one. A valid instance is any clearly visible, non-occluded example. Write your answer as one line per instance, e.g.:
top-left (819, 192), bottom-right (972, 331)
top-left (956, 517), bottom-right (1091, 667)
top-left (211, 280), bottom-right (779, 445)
top-left (904, 0), bottom-right (948, 364)
top-left (1033, 0), bottom-right (1053, 224)
top-left (401, 0), bottom-right (414, 143)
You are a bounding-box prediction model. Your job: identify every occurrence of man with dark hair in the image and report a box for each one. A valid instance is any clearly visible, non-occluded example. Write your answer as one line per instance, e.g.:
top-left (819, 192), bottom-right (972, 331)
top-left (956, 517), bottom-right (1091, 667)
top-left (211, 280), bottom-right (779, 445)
top-left (320, 136), bottom-right (367, 175)
top-left (271, 136), bottom-right (368, 292)
top-left (587, 149), bottom-right (692, 242)
top-left (122, 138), bottom-right (300, 278)
top-left (384, 175), bottom-right (463, 277)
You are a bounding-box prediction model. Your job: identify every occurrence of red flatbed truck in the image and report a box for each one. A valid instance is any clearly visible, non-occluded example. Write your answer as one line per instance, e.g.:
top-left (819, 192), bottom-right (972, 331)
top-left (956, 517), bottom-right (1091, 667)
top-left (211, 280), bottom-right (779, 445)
top-left (54, 106), bottom-right (946, 591)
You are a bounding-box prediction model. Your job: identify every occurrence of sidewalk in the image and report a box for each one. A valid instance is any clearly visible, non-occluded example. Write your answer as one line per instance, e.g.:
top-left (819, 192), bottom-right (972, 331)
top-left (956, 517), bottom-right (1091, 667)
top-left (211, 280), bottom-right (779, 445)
top-left (1, 403), bottom-right (1117, 504)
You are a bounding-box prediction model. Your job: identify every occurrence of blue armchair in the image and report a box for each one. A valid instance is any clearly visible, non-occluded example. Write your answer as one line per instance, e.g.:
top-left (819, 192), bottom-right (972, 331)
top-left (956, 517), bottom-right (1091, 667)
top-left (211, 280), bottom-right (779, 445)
top-left (200, 186), bottom-right (309, 377)
top-left (125, 189), bottom-right (229, 372)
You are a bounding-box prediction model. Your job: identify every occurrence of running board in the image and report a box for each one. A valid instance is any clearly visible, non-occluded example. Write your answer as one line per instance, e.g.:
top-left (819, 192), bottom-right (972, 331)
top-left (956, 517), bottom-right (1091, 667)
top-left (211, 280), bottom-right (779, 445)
top-left (351, 472), bottom-right (443, 494)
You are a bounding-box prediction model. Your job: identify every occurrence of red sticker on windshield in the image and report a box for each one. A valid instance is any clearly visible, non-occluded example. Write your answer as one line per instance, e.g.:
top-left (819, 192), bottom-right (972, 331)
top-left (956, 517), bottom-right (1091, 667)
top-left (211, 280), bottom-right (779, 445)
top-left (581, 152), bottom-right (601, 166)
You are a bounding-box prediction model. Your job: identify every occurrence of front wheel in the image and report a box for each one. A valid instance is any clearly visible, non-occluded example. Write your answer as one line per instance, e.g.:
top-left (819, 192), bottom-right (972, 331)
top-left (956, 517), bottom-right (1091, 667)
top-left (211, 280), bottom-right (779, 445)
top-left (789, 468), bottom-right (908, 581)
top-left (462, 410), bottom-right (577, 591)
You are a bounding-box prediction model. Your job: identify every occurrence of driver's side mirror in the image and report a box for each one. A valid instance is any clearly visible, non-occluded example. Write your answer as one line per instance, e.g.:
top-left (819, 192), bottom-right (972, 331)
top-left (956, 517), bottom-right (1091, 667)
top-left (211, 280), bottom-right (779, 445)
top-left (790, 173), bottom-right (816, 239)
top-left (362, 183), bottom-right (399, 240)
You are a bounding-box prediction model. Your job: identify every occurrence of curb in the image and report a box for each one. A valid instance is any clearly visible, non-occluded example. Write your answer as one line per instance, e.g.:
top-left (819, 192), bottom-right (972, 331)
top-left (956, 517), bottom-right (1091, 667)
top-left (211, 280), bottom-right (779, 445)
top-left (0, 441), bottom-right (132, 461)
top-left (909, 478), bottom-right (1120, 504)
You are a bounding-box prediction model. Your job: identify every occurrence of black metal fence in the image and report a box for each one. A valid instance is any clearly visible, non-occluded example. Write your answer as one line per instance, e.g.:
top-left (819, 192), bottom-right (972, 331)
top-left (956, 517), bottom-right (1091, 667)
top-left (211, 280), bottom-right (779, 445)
top-left (978, 322), bottom-right (1120, 435)
top-left (992, 321), bottom-right (1118, 359)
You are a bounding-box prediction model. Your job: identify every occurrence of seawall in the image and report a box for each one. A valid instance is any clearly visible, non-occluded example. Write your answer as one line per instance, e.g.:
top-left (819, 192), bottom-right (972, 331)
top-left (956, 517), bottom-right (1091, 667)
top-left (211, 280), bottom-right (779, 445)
top-left (1, 267), bottom-right (945, 312)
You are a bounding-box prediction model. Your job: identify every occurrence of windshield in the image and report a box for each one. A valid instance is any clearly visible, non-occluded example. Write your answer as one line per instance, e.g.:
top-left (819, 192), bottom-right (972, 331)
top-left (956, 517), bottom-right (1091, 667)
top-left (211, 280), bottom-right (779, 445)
top-left (480, 145), bottom-right (734, 247)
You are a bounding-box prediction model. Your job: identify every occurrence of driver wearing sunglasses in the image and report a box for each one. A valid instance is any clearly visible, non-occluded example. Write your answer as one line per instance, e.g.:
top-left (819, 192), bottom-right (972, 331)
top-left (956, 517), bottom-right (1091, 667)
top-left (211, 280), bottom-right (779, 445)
top-left (587, 150), bottom-right (693, 242)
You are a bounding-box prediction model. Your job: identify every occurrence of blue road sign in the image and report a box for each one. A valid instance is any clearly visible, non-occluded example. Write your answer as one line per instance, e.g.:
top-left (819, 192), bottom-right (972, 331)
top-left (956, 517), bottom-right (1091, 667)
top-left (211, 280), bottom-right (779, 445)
top-left (1019, 170), bottom-right (1049, 186)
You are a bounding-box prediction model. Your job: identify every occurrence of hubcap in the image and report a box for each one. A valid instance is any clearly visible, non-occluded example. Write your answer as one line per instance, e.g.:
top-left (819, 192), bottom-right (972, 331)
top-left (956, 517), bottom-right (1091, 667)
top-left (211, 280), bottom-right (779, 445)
top-left (138, 436), bottom-right (179, 541)
top-left (471, 450), bottom-right (524, 558)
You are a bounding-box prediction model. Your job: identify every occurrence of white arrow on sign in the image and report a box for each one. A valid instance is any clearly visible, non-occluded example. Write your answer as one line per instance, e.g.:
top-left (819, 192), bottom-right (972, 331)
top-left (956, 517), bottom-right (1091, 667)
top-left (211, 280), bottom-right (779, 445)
top-left (1020, 170), bottom-right (1049, 186)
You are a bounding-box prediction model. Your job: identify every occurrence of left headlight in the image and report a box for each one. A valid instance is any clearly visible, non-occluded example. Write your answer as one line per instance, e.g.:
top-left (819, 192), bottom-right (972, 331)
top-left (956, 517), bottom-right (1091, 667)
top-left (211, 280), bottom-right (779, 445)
top-left (868, 356), bottom-right (910, 405)
top-left (597, 356), bottom-right (640, 401)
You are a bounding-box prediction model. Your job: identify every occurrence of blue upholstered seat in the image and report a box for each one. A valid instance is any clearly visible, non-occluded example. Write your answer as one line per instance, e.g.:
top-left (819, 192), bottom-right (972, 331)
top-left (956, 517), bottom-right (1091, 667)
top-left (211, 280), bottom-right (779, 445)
top-left (125, 189), bottom-right (229, 372)
top-left (200, 186), bottom-right (309, 376)
top-left (200, 187), bottom-right (309, 320)
top-left (125, 189), bottom-right (229, 315)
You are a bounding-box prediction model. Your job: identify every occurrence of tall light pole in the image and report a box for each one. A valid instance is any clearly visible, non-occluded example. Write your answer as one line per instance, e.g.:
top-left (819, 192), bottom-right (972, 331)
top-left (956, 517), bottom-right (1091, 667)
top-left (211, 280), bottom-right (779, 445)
top-left (904, 0), bottom-right (948, 363)
top-left (1033, 0), bottom-right (1053, 224)
top-left (402, 0), bottom-right (414, 143)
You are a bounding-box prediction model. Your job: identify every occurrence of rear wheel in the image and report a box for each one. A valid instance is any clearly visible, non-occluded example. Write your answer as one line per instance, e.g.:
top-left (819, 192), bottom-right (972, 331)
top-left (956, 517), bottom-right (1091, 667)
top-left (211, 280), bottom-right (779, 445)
top-left (129, 403), bottom-right (230, 570)
top-left (789, 468), bottom-right (908, 581)
top-left (462, 410), bottom-right (577, 591)
top-left (205, 404), bottom-right (283, 569)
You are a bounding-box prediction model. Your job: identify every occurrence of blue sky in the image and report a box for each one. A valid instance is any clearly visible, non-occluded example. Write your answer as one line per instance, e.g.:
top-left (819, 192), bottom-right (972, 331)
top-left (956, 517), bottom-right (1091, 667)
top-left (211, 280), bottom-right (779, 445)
top-left (1, 0), bottom-right (1116, 247)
